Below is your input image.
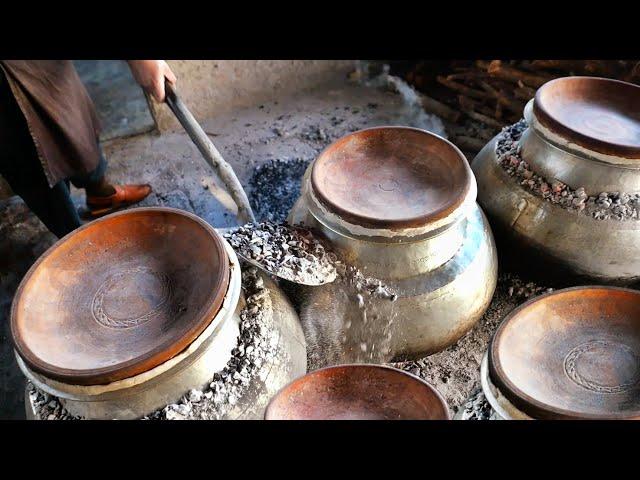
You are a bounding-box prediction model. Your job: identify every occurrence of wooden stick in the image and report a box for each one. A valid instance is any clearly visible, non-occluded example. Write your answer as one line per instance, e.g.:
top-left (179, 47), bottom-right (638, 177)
top-left (478, 81), bottom-right (525, 115)
top-left (460, 108), bottom-right (505, 129)
top-left (452, 135), bottom-right (486, 152)
top-left (418, 93), bottom-right (461, 122)
top-left (446, 71), bottom-right (488, 81)
top-left (514, 85), bottom-right (536, 101)
top-left (164, 82), bottom-right (255, 223)
top-left (477, 60), bottom-right (552, 88)
top-left (457, 94), bottom-right (495, 118)
top-left (436, 75), bottom-right (491, 100)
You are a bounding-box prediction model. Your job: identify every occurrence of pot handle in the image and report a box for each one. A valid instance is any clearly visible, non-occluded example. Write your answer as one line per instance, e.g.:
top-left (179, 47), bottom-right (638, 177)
top-left (163, 79), bottom-right (256, 224)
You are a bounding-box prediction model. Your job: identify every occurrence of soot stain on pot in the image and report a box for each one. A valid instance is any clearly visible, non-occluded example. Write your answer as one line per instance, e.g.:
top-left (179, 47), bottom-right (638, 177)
top-left (497, 120), bottom-right (640, 221)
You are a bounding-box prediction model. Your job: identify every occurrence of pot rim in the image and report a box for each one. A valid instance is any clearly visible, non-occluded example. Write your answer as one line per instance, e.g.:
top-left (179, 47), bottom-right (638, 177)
top-left (11, 207), bottom-right (231, 386)
top-left (16, 236), bottom-right (242, 400)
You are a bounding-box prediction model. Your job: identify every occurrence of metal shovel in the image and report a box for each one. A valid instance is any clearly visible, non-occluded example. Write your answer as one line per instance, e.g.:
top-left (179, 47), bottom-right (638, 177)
top-left (163, 80), bottom-right (335, 286)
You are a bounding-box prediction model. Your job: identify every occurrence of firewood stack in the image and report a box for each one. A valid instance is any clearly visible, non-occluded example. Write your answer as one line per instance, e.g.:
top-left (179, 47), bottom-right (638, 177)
top-left (395, 60), bottom-right (640, 158)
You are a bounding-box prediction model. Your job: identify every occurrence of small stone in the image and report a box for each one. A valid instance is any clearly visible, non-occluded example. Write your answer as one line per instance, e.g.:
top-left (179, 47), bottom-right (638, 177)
top-left (188, 389), bottom-right (203, 403)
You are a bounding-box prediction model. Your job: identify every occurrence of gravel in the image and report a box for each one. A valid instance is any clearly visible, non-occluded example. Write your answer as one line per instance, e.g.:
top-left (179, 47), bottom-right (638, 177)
top-left (456, 389), bottom-right (494, 420)
top-left (224, 222), bottom-right (338, 285)
top-left (249, 157), bottom-right (312, 223)
top-left (26, 382), bottom-right (79, 420)
top-left (497, 120), bottom-right (640, 221)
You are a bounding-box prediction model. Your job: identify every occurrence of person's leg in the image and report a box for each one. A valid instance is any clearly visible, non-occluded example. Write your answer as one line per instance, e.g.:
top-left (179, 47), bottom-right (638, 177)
top-left (0, 72), bottom-right (81, 238)
top-left (69, 146), bottom-right (114, 197)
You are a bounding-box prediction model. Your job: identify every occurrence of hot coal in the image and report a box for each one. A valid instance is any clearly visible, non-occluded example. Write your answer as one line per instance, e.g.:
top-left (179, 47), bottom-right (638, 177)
top-left (249, 157), bottom-right (311, 223)
top-left (503, 272), bottom-right (553, 300)
top-left (26, 382), bottom-right (79, 420)
top-left (224, 222), bottom-right (338, 285)
top-left (497, 120), bottom-right (640, 221)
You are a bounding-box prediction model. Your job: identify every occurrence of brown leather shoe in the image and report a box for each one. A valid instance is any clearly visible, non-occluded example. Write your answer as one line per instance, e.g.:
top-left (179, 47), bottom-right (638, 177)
top-left (86, 184), bottom-right (152, 217)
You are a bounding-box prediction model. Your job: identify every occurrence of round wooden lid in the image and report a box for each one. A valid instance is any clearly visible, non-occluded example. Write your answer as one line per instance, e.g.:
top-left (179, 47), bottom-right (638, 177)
top-left (11, 207), bottom-right (230, 386)
top-left (489, 286), bottom-right (640, 420)
top-left (311, 127), bottom-right (472, 229)
top-left (534, 76), bottom-right (640, 158)
top-left (265, 364), bottom-right (450, 420)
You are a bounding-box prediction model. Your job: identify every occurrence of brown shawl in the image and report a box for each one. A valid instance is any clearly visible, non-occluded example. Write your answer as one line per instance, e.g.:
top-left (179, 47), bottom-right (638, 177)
top-left (0, 60), bottom-right (101, 187)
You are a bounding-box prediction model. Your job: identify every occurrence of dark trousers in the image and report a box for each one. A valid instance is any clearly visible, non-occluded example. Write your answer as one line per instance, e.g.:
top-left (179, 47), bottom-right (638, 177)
top-left (0, 71), bottom-right (106, 238)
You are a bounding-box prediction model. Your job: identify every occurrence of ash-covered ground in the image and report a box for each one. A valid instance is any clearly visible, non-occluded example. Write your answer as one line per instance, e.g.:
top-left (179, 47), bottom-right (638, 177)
top-left (0, 75), bottom-right (565, 419)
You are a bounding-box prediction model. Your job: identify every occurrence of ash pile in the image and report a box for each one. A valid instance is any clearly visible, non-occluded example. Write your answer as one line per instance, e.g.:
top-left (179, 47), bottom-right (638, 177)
top-left (224, 222), bottom-right (338, 286)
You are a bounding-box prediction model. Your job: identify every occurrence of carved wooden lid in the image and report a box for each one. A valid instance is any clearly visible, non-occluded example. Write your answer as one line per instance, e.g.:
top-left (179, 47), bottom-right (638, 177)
top-left (311, 127), bottom-right (472, 229)
top-left (11, 207), bottom-right (230, 386)
top-left (489, 286), bottom-right (640, 420)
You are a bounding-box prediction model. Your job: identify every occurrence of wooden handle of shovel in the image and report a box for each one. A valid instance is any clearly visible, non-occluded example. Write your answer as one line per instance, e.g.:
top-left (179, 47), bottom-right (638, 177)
top-left (164, 79), bottom-right (256, 224)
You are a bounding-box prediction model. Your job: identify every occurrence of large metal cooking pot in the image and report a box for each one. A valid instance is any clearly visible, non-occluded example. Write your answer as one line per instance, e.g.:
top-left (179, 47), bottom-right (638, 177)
top-left (472, 77), bottom-right (640, 284)
top-left (14, 207), bottom-right (306, 420)
top-left (288, 127), bottom-right (497, 362)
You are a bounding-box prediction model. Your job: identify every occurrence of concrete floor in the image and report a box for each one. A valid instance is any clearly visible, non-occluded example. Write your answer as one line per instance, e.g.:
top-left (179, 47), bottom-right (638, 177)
top-left (1, 79), bottom-right (445, 419)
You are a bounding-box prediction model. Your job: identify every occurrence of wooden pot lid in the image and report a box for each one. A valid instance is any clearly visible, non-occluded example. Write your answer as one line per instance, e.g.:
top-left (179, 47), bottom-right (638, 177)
top-left (534, 76), bottom-right (640, 158)
top-left (310, 127), bottom-right (472, 229)
top-left (11, 207), bottom-right (230, 386)
top-left (489, 286), bottom-right (640, 420)
top-left (265, 364), bottom-right (450, 420)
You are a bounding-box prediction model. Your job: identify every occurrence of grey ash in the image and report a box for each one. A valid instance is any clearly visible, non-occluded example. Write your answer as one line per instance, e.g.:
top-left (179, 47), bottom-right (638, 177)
top-left (224, 222), bottom-right (338, 286)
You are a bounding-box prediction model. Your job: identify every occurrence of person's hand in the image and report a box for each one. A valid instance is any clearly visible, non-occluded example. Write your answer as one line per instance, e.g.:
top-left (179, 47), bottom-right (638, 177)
top-left (127, 60), bottom-right (177, 102)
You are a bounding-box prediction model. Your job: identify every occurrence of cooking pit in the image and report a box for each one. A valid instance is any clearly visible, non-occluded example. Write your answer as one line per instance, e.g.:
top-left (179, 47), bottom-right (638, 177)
top-left (4, 60), bottom-right (640, 420)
